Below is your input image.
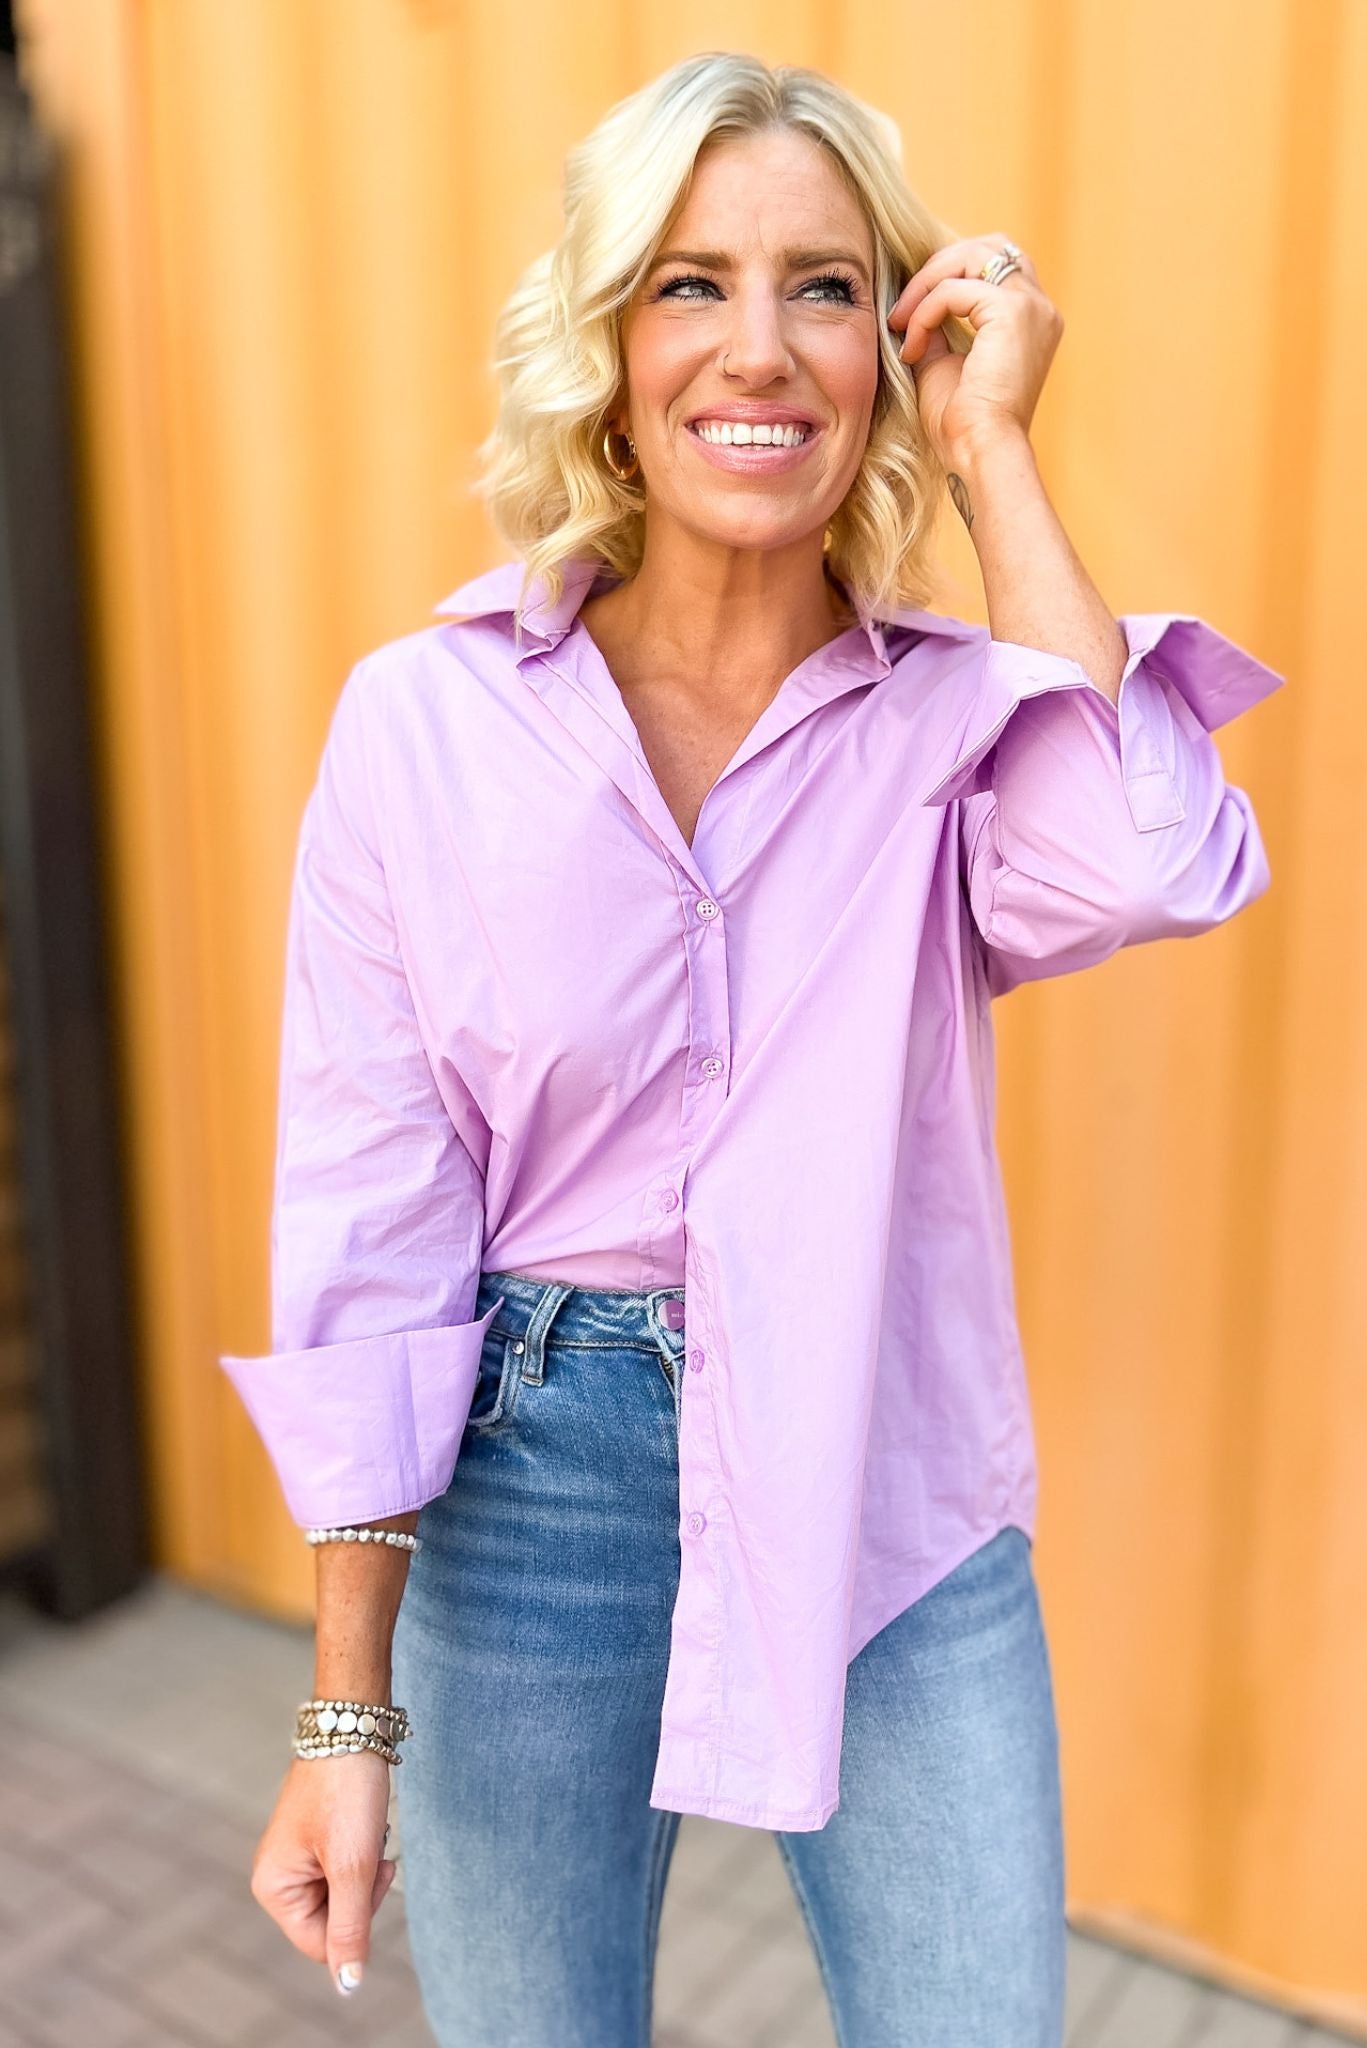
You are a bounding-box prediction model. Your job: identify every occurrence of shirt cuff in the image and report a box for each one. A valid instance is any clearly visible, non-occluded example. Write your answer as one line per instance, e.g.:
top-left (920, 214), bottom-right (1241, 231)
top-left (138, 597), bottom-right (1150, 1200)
top-left (219, 1293), bottom-right (505, 1527)
top-left (915, 614), bottom-right (1285, 823)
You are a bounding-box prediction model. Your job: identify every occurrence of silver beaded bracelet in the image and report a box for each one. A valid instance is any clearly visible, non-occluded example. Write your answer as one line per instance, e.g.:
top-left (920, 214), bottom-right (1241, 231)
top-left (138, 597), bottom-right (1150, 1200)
top-left (305, 1524), bottom-right (423, 1552)
top-left (293, 1698), bottom-right (412, 1766)
top-left (294, 1729), bottom-right (404, 1765)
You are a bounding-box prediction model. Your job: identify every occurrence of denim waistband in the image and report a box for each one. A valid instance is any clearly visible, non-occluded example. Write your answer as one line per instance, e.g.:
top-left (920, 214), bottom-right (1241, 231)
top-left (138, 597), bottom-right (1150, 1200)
top-left (475, 1266), bottom-right (687, 1354)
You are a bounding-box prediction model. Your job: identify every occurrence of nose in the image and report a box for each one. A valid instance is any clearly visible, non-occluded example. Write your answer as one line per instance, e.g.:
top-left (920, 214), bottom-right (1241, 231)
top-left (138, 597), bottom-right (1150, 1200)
top-left (719, 285), bottom-right (794, 386)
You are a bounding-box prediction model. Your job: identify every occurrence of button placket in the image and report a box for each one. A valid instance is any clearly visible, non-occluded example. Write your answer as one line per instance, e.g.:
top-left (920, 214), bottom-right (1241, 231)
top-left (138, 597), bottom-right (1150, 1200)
top-left (675, 874), bottom-right (731, 1159)
top-left (653, 1245), bottom-right (727, 1790)
top-left (650, 874), bottom-right (729, 1536)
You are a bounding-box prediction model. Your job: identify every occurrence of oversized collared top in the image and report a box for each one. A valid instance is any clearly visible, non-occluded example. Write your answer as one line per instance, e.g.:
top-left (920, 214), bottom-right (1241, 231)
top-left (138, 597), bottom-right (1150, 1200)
top-left (220, 552), bottom-right (1284, 1829)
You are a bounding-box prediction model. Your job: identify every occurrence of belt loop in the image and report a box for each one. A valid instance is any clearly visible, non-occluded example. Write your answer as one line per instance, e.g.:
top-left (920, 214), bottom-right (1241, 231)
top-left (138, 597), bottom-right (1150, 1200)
top-left (649, 1289), bottom-right (686, 1433)
top-left (519, 1280), bottom-right (575, 1386)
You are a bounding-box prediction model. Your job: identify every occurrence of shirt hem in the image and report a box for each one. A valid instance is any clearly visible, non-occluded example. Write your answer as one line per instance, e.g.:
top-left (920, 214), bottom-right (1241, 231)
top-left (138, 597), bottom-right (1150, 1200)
top-left (649, 1785), bottom-right (839, 1832)
top-left (846, 1507), bottom-right (1037, 1663)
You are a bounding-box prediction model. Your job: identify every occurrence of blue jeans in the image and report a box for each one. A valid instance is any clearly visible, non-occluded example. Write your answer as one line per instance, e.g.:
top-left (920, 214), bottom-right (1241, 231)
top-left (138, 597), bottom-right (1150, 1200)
top-left (392, 1269), bottom-right (1066, 2048)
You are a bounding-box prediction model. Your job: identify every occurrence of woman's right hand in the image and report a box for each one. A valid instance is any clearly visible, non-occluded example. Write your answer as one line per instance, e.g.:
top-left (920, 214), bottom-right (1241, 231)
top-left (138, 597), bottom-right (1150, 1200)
top-left (249, 1750), bottom-right (399, 1997)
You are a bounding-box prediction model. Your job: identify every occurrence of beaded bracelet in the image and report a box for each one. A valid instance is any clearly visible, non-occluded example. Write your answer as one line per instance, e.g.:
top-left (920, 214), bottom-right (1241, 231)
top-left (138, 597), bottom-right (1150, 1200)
top-left (294, 1730), bottom-right (403, 1765)
top-left (305, 1524), bottom-right (423, 1552)
top-left (293, 1698), bottom-right (412, 1767)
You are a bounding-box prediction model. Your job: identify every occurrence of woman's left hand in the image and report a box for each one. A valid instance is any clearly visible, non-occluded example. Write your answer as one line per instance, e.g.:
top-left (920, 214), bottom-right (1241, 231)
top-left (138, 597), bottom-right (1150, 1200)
top-left (886, 235), bottom-right (1063, 471)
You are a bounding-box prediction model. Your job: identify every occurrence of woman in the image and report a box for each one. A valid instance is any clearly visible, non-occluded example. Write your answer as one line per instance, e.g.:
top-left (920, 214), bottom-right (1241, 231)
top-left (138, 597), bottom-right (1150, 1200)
top-left (223, 51), bottom-right (1282, 2048)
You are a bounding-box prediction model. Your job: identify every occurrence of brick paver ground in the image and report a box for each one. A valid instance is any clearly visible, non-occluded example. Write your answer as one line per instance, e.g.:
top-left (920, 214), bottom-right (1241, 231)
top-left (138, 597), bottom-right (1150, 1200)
top-left (0, 1576), bottom-right (1357, 2047)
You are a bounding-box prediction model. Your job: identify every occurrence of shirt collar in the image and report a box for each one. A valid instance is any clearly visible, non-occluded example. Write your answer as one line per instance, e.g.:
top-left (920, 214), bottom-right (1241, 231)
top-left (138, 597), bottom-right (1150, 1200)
top-left (433, 554), bottom-right (980, 686)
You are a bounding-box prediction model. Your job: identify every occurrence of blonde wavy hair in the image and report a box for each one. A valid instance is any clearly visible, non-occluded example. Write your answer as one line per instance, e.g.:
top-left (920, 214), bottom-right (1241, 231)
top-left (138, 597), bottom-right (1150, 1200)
top-left (471, 51), bottom-right (973, 637)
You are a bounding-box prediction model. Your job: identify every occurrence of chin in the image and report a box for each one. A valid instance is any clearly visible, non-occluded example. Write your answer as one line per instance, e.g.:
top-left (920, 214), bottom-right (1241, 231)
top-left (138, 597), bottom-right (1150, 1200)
top-left (687, 511), bottom-right (822, 554)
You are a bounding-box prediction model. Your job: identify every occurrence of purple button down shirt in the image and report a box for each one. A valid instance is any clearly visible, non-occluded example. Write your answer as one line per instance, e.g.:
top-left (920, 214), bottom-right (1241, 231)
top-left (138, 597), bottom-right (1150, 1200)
top-left (220, 551), bottom-right (1283, 1829)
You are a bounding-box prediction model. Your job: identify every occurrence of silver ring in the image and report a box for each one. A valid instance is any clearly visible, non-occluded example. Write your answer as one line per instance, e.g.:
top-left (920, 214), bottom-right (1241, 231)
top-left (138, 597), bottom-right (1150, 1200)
top-left (980, 249), bottom-right (1023, 286)
top-left (980, 238), bottom-right (1025, 286)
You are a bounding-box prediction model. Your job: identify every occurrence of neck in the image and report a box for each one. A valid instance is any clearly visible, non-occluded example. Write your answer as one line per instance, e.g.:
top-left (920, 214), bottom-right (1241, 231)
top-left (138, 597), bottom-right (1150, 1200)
top-left (594, 529), bottom-right (857, 685)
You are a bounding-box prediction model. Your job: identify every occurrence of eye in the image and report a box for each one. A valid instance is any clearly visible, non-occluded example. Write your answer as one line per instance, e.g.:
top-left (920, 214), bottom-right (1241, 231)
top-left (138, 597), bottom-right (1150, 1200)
top-left (649, 269), bottom-right (862, 305)
top-left (801, 270), bottom-right (860, 304)
top-left (652, 272), bottom-right (721, 302)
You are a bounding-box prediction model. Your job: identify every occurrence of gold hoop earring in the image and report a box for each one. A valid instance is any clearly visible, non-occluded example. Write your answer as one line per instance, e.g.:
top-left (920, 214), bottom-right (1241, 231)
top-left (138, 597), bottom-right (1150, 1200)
top-left (603, 426), bottom-right (639, 481)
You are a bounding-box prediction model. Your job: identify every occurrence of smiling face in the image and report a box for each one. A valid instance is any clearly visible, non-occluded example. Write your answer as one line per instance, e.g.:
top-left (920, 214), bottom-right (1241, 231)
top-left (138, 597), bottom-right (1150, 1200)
top-left (613, 126), bottom-right (881, 558)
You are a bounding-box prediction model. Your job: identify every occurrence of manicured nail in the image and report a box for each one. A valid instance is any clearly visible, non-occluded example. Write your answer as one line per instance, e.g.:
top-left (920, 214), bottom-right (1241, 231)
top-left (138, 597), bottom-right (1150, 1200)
top-left (336, 1962), bottom-right (363, 1994)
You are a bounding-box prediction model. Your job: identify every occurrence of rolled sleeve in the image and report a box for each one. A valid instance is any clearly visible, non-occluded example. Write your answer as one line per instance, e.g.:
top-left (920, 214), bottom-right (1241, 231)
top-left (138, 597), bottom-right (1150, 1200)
top-left (219, 658), bottom-right (499, 1527)
top-left (220, 1316), bottom-right (502, 1528)
top-left (916, 614), bottom-right (1285, 996)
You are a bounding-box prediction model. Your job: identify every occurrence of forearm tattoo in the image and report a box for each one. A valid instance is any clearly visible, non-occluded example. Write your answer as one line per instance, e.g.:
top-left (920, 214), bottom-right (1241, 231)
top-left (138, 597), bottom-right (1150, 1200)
top-left (946, 473), bottom-right (974, 531)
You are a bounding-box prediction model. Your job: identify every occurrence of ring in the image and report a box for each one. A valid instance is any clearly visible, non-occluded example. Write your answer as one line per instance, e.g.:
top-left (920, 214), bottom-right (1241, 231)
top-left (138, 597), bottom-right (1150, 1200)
top-left (983, 235), bottom-right (1024, 284)
top-left (979, 243), bottom-right (1024, 286)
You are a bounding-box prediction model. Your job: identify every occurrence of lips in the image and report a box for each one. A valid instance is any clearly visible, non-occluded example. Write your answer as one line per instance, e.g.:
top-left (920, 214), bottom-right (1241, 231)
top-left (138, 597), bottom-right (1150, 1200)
top-left (684, 405), bottom-right (821, 430)
top-left (688, 420), bottom-right (814, 447)
top-left (683, 417), bottom-right (823, 475)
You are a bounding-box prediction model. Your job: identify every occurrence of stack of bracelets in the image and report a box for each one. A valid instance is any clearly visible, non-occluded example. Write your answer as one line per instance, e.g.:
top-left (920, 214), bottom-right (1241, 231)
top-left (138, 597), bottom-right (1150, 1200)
top-left (292, 1523), bottom-right (424, 1766)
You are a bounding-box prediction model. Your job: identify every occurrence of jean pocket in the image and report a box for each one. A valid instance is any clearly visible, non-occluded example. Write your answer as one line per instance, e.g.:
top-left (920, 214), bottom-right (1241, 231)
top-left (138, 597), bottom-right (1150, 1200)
top-left (464, 1324), bottom-right (523, 1434)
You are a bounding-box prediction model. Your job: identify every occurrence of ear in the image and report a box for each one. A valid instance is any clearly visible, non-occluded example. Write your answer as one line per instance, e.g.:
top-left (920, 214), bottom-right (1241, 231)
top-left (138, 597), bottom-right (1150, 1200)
top-left (604, 386), bottom-right (629, 437)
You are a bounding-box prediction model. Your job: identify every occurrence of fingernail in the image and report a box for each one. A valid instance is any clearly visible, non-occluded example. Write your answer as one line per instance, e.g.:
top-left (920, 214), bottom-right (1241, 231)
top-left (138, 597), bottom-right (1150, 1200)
top-left (336, 1962), bottom-right (363, 1995)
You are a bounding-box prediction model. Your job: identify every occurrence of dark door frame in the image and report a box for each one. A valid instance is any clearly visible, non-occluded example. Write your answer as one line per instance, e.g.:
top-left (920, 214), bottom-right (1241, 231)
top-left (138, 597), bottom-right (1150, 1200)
top-left (0, 48), bottom-right (149, 1617)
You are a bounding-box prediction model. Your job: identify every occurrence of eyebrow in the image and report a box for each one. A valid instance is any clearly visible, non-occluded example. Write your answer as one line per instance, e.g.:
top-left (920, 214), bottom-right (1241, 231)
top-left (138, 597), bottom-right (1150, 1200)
top-left (647, 246), bottom-right (872, 286)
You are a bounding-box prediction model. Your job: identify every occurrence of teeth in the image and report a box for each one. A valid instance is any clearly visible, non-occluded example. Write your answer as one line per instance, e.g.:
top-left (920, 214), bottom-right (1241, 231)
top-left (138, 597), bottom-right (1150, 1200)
top-left (692, 421), bottom-right (811, 446)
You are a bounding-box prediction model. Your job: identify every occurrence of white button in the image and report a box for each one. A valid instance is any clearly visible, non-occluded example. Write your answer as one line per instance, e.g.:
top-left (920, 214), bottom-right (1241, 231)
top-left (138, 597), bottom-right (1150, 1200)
top-left (700, 1055), bottom-right (725, 1079)
top-left (695, 897), bottom-right (720, 920)
top-left (512, 1340), bottom-right (525, 1354)
top-left (686, 1510), bottom-right (706, 1536)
